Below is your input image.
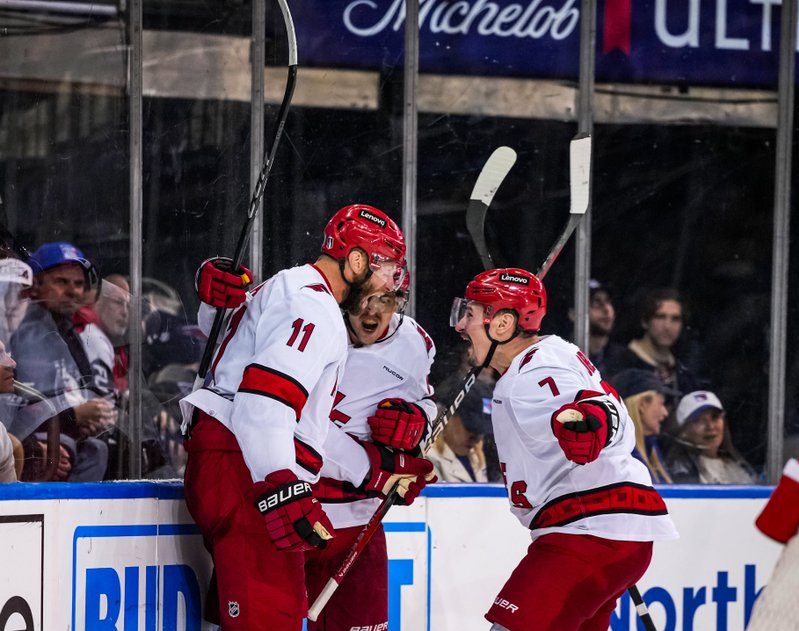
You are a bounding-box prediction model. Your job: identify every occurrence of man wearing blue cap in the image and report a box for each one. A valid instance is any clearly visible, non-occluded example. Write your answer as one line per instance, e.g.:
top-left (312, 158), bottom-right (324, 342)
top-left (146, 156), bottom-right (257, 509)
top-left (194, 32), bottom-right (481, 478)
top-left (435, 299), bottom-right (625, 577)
top-left (10, 242), bottom-right (112, 481)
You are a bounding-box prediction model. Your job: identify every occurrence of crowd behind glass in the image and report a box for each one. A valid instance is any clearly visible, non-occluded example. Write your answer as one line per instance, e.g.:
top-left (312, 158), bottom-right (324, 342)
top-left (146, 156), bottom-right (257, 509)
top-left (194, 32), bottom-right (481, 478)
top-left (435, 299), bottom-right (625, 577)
top-left (0, 240), bottom-right (762, 486)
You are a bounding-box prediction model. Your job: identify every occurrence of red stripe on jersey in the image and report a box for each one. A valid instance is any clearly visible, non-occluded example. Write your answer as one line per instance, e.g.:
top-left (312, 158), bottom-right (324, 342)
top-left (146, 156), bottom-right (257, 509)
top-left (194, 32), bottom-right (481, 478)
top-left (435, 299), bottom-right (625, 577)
top-left (238, 363), bottom-right (309, 419)
top-left (294, 437), bottom-right (323, 475)
top-left (530, 482), bottom-right (668, 530)
top-left (313, 476), bottom-right (371, 503)
top-left (210, 305), bottom-right (248, 376)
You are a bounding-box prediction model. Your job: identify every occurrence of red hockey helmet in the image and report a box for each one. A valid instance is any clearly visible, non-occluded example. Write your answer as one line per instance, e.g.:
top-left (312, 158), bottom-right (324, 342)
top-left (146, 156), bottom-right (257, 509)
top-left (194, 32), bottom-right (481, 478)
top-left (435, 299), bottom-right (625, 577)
top-left (451, 268), bottom-right (547, 333)
top-left (322, 204), bottom-right (406, 290)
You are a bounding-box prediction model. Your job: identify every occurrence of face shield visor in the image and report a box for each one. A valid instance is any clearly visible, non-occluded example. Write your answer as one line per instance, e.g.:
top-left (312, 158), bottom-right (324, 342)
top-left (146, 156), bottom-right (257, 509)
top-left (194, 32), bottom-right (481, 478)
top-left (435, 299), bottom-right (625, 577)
top-left (368, 253), bottom-right (407, 293)
top-left (450, 298), bottom-right (493, 328)
top-left (360, 291), bottom-right (407, 316)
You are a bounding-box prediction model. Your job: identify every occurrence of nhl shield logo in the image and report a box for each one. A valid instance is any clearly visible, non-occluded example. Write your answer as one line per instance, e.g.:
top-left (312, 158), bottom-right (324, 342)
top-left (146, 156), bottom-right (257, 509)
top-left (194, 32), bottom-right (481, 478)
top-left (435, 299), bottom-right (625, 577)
top-left (228, 601), bottom-right (240, 618)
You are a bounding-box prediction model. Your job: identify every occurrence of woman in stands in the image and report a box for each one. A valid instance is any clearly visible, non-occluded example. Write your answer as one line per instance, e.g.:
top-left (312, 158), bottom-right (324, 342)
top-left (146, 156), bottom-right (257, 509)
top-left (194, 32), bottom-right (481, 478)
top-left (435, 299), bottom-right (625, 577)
top-left (665, 390), bottom-right (756, 484)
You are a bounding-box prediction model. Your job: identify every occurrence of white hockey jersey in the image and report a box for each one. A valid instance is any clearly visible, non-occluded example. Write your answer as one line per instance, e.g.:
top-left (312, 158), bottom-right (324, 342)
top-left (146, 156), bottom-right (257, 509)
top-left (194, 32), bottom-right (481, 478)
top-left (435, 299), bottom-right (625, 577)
top-left (180, 264), bottom-right (348, 484)
top-left (492, 335), bottom-right (678, 543)
top-left (315, 313), bottom-right (436, 529)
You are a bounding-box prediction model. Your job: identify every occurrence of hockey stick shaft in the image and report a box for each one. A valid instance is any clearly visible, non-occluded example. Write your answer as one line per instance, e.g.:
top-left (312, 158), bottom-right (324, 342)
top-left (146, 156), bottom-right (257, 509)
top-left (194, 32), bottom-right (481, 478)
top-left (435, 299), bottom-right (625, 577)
top-left (194, 0), bottom-right (297, 392)
top-left (628, 584), bottom-right (657, 631)
top-left (307, 365), bottom-right (483, 621)
top-left (537, 134), bottom-right (591, 280)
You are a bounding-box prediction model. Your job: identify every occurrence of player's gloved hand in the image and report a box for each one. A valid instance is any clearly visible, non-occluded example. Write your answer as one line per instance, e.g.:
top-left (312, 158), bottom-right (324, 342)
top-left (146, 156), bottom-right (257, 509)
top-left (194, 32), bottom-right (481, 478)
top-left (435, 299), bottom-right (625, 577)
top-left (368, 398), bottom-right (429, 451)
top-left (551, 391), bottom-right (619, 465)
top-left (195, 256), bottom-right (252, 309)
top-left (252, 469), bottom-right (334, 551)
top-left (360, 441), bottom-right (436, 505)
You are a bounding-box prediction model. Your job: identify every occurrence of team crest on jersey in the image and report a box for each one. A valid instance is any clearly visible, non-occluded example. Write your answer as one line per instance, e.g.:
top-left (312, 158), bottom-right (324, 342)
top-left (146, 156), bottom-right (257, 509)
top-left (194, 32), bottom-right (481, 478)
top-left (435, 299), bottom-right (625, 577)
top-left (304, 282), bottom-right (331, 295)
top-left (358, 209), bottom-right (386, 228)
top-left (519, 348), bottom-right (538, 369)
top-left (228, 601), bottom-right (240, 618)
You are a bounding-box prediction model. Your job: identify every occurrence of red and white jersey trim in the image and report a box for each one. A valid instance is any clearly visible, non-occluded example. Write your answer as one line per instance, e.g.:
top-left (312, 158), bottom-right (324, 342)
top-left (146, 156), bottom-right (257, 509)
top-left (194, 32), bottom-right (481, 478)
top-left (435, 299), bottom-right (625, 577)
top-left (180, 264), bottom-right (348, 484)
top-left (492, 335), bottom-right (678, 543)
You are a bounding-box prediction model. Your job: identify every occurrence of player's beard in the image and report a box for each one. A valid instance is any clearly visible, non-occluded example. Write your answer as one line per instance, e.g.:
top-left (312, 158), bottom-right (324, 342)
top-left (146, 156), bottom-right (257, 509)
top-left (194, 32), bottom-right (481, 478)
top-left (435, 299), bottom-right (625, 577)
top-left (340, 280), bottom-right (370, 315)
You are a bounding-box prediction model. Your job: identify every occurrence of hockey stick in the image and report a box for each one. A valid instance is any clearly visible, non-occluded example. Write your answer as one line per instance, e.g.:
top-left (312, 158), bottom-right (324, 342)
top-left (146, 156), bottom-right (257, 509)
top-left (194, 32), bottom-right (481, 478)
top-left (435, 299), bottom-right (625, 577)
top-left (537, 133), bottom-right (590, 280)
top-left (192, 0), bottom-right (298, 395)
top-left (307, 148), bottom-right (517, 621)
top-left (465, 146), bottom-right (517, 269)
top-left (536, 136), bottom-right (658, 631)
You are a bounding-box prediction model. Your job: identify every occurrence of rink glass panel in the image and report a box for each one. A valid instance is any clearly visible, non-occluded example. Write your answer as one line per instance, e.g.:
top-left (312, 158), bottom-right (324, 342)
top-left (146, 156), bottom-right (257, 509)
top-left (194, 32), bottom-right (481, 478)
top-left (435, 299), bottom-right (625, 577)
top-left (590, 123), bottom-right (775, 477)
top-left (1, 3), bottom-right (796, 482)
top-left (0, 6), bottom-right (132, 479)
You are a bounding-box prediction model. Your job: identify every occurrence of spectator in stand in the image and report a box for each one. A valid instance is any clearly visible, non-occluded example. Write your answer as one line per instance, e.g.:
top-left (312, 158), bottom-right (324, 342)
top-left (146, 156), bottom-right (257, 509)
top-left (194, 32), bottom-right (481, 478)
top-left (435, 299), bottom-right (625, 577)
top-left (10, 242), bottom-right (112, 481)
top-left (0, 340), bottom-right (21, 481)
top-left (570, 280), bottom-right (627, 376)
top-left (142, 309), bottom-right (203, 380)
top-left (665, 390), bottom-right (757, 484)
top-left (427, 379), bottom-right (492, 482)
top-left (78, 275), bottom-right (130, 393)
top-left (611, 369), bottom-right (676, 484)
top-left (0, 257), bottom-right (33, 346)
top-left (605, 288), bottom-right (700, 395)
top-left (78, 274), bottom-right (173, 479)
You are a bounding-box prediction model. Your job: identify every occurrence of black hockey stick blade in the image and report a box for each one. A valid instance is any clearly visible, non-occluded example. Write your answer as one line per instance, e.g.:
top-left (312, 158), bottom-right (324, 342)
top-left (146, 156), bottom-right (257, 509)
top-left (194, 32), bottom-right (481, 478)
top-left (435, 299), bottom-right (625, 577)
top-left (536, 134), bottom-right (591, 280)
top-left (465, 146), bottom-right (517, 271)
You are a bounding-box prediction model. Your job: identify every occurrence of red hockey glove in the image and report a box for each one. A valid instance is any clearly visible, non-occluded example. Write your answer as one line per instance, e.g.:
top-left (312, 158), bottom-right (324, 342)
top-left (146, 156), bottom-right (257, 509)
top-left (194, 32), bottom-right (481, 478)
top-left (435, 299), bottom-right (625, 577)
top-left (253, 469), bottom-right (334, 552)
top-left (195, 256), bottom-right (252, 309)
top-left (368, 398), bottom-right (429, 451)
top-left (551, 391), bottom-right (619, 465)
top-left (360, 441), bottom-right (437, 506)
top-left (756, 458), bottom-right (799, 543)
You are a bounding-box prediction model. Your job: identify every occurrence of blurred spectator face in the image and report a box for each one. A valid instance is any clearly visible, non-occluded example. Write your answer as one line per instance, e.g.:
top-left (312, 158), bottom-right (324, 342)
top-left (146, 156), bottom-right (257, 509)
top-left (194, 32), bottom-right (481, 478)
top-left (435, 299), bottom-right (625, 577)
top-left (346, 292), bottom-right (399, 346)
top-left (682, 409), bottom-right (725, 457)
top-left (0, 340), bottom-right (15, 393)
top-left (95, 275), bottom-right (130, 340)
top-left (31, 264), bottom-right (85, 316)
top-left (589, 289), bottom-right (615, 336)
top-left (638, 391), bottom-right (668, 436)
top-left (642, 299), bottom-right (682, 349)
top-left (444, 415), bottom-right (483, 456)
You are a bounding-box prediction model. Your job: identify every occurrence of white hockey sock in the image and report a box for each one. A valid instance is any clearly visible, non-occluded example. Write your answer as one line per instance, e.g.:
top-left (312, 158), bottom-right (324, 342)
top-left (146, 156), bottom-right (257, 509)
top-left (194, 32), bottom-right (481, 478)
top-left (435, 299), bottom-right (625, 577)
top-left (490, 624), bottom-right (511, 631)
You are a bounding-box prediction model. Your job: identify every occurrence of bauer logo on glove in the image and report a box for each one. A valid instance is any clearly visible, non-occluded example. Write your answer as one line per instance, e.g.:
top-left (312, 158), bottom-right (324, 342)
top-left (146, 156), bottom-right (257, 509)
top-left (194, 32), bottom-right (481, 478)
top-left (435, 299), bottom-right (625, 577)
top-left (253, 469), bottom-right (335, 551)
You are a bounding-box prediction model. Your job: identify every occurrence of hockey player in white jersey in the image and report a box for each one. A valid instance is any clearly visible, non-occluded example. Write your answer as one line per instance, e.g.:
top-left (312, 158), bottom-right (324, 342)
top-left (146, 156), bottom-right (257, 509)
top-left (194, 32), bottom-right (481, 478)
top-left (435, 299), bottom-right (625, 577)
top-left (305, 272), bottom-right (437, 631)
top-left (180, 204), bottom-right (434, 630)
top-left (451, 268), bottom-right (678, 631)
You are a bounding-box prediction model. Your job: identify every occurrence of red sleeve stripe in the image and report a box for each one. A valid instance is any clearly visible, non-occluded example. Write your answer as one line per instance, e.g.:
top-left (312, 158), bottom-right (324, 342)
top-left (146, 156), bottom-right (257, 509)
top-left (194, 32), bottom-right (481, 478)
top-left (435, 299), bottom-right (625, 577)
top-left (294, 437), bottom-right (323, 475)
top-left (238, 364), bottom-right (309, 419)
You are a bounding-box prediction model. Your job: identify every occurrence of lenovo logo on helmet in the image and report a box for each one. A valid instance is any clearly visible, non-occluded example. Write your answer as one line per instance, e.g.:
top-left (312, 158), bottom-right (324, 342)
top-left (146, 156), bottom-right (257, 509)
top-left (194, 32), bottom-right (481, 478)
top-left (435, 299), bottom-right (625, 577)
top-left (359, 209), bottom-right (386, 229)
top-left (500, 273), bottom-right (529, 285)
